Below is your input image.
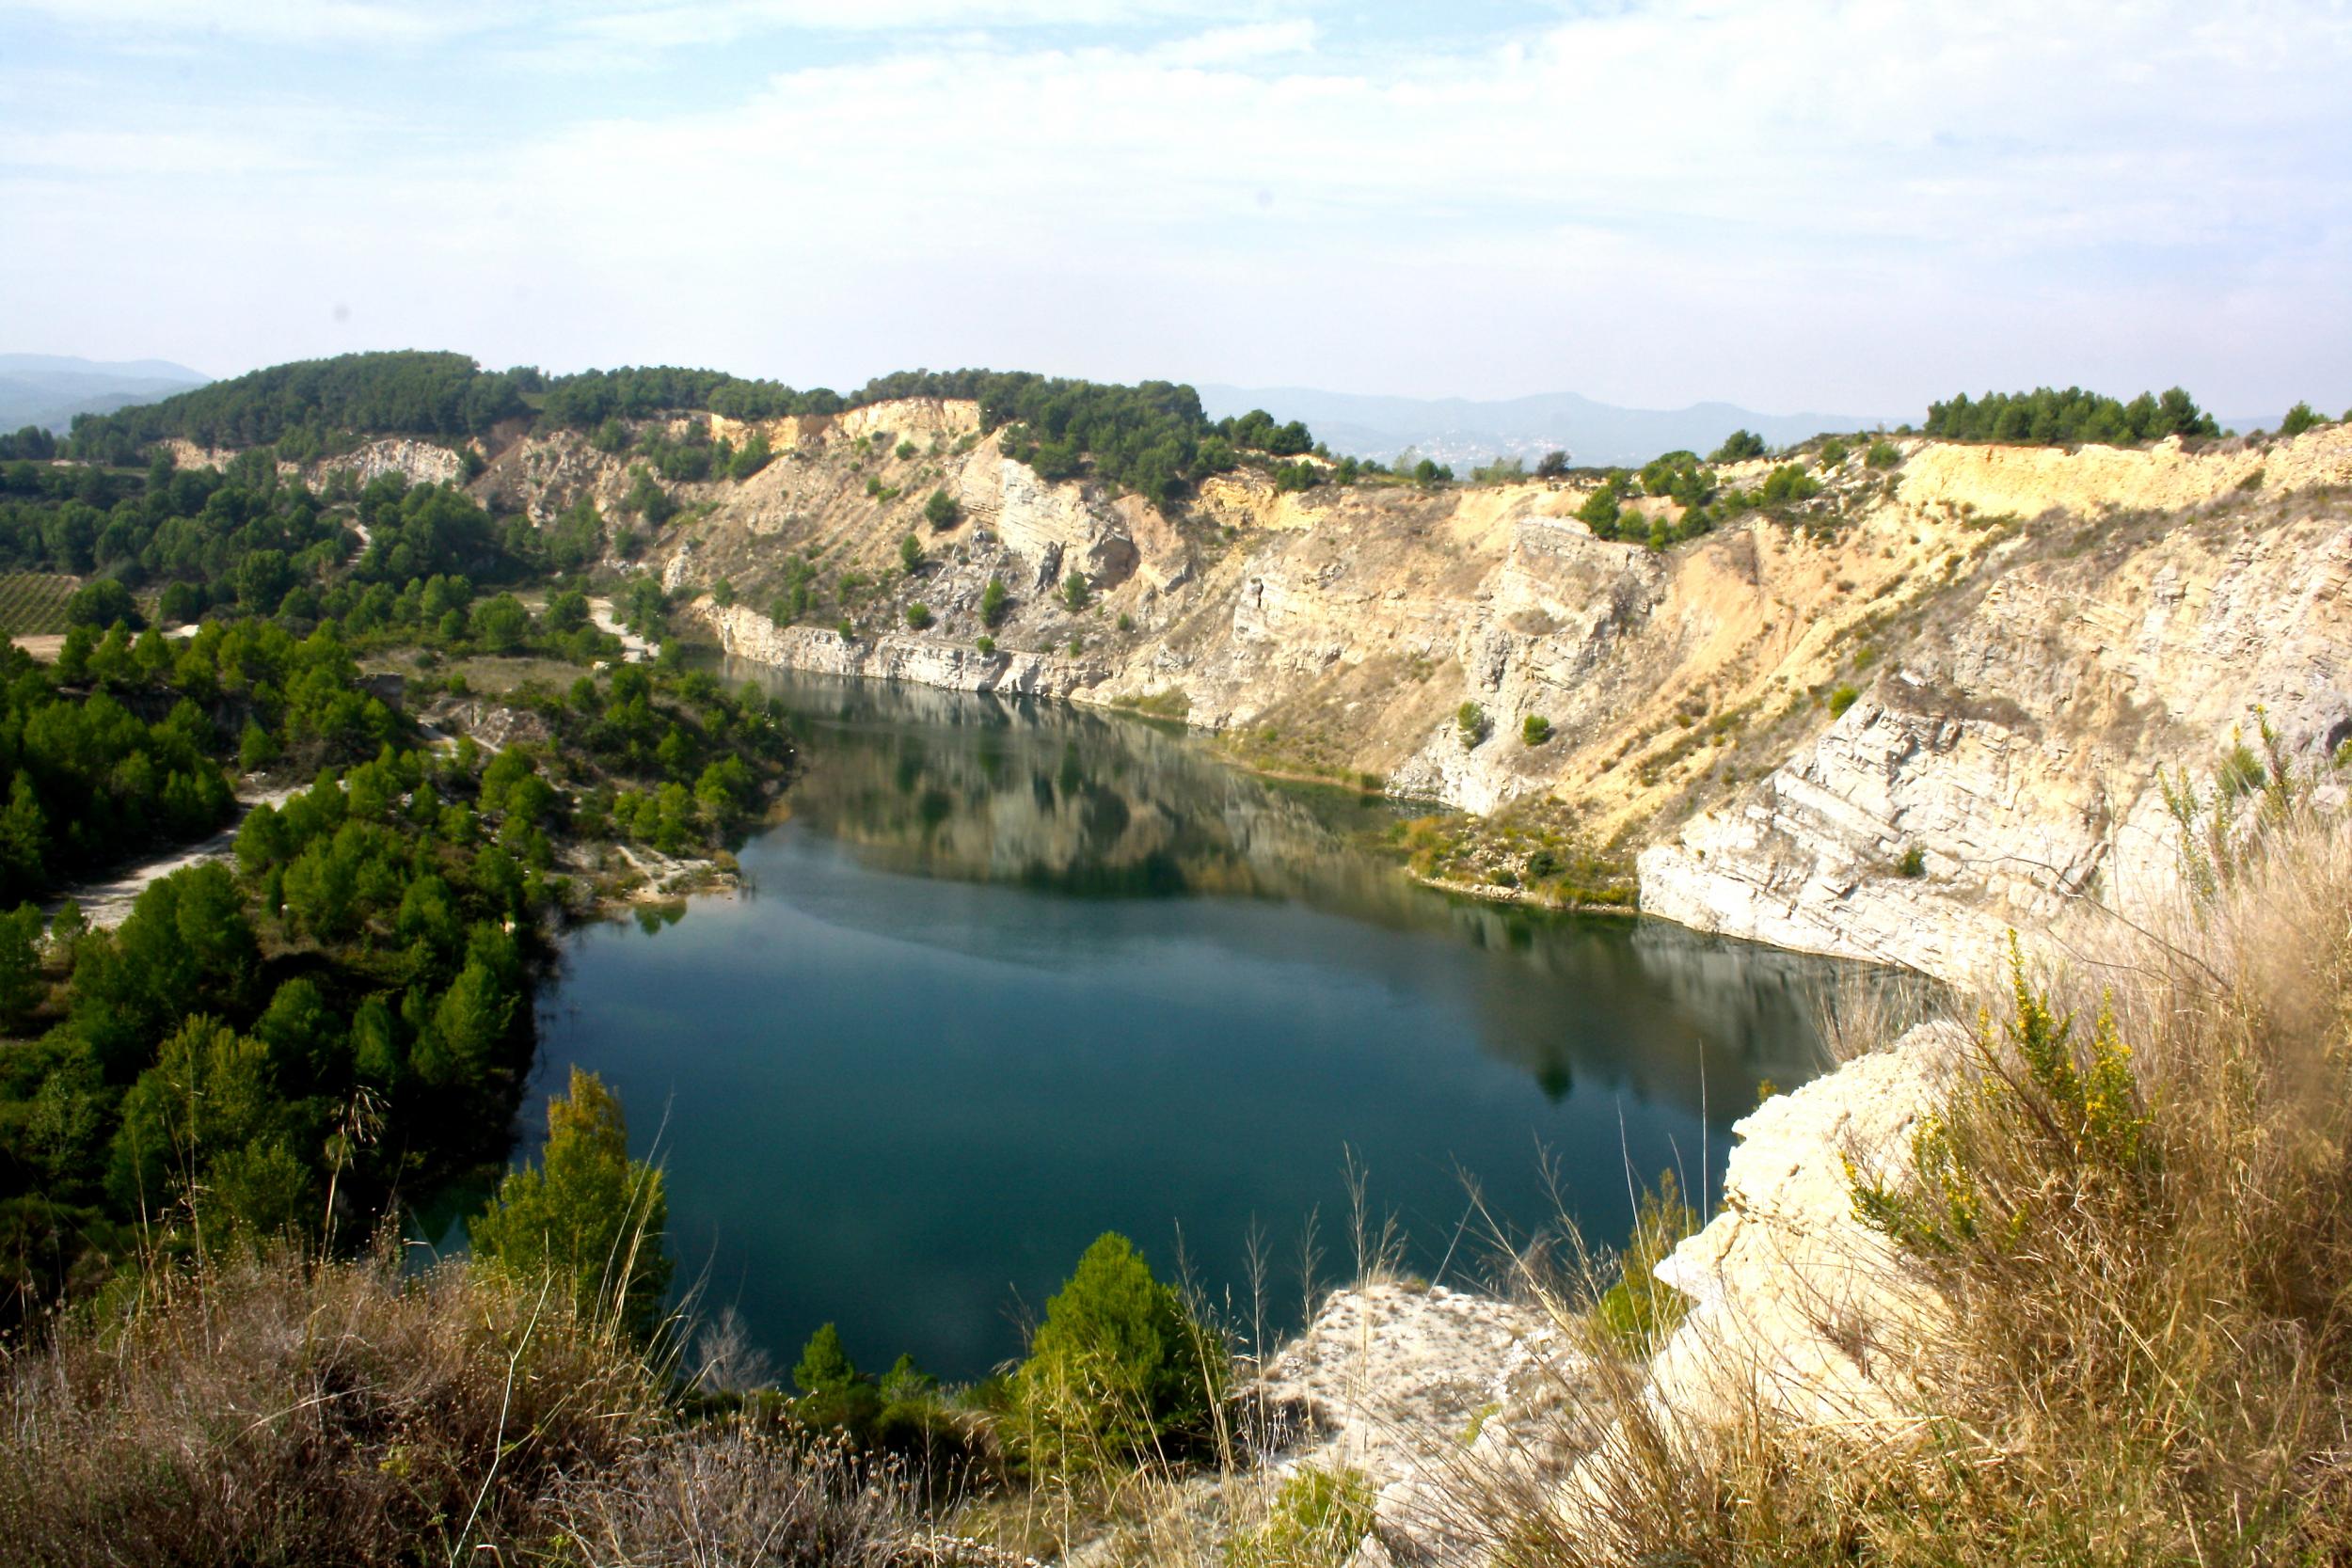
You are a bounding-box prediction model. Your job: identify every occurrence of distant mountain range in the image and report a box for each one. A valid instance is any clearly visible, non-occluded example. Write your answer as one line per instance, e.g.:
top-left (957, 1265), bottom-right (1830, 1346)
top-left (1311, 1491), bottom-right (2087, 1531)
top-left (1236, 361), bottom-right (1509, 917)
top-left (0, 353), bottom-right (209, 435)
top-left (1197, 385), bottom-right (1897, 468)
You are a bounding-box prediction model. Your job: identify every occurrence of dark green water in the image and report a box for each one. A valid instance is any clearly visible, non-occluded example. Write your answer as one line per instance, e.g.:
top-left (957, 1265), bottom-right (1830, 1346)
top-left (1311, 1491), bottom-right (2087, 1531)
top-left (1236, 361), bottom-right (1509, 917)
top-left (531, 665), bottom-right (1861, 1383)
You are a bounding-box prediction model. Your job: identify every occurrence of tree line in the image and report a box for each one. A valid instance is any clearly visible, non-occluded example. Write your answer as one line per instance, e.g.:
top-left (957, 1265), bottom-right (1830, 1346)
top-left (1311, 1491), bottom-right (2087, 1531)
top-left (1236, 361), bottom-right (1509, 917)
top-left (1924, 386), bottom-right (2221, 445)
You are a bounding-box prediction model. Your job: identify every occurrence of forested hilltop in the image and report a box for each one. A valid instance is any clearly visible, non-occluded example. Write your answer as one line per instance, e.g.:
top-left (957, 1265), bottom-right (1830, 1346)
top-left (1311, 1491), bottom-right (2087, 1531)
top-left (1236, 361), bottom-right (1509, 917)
top-left (47, 351), bottom-right (1318, 502)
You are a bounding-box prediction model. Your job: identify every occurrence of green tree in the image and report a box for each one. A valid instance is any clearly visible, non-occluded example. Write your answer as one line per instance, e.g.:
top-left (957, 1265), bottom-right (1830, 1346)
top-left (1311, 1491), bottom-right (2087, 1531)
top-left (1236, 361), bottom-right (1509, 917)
top-left (1061, 572), bottom-right (1089, 612)
top-left (469, 593), bottom-right (531, 653)
top-left (898, 533), bottom-right (924, 572)
top-left (1457, 702), bottom-right (1486, 750)
top-left (2280, 402), bottom-right (2322, 437)
top-left (979, 576), bottom-right (1009, 627)
top-left (469, 1067), bottom-right (673, 1342)
top-left (1015, 1232), bottom-right (1222, 1467)
top-left (794, 1322), bottom-right (856, 1393)
top-left (1535, 450), bottom-right (1570, 479)
top-left (904, 602), bottom-right (933, 630)
top-left (1709, 429), bottom-right (1767, 463)
top-left (923, 489), bottom-right (960, 530)
top-left (64, 578), bottom-right (137, 629)
top-left (0, 902), bottom-right (43, 1028)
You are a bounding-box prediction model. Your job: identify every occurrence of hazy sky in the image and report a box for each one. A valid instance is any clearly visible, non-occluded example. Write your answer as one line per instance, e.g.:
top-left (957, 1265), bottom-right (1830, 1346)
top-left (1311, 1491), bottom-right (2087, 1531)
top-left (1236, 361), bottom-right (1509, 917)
top-left (5, 0), bottom-right (2348, 418)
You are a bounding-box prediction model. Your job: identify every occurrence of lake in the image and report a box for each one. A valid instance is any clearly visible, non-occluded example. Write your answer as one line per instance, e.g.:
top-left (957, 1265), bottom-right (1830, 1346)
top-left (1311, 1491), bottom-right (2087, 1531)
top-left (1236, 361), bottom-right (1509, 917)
top-left (530, 664), bottom-right (1865, 1383)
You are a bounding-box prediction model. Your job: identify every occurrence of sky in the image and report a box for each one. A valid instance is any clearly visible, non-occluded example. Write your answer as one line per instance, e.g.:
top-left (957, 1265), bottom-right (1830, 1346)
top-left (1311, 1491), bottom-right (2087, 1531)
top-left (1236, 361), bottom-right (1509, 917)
top-left (4, 0), bottom-right (2349, 419)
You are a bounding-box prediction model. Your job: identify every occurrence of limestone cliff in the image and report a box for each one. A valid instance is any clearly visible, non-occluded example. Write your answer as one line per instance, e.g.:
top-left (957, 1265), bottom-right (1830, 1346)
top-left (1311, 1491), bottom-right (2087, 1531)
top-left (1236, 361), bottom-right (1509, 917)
top-left (269, 402), bottom-right (2352, 982)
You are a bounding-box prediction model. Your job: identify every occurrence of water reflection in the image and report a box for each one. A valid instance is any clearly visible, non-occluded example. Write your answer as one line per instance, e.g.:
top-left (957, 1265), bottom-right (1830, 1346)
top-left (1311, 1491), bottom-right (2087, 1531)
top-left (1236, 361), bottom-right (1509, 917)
top-left (732, 663), bottom-right (1846, 1104)
top-left (528, 664), bottom-right (1890, 1378)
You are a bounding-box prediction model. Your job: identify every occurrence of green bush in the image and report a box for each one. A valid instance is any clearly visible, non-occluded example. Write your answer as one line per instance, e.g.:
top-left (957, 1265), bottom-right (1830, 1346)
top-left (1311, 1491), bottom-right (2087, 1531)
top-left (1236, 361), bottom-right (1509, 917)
top-left (898, 534), bottom-right (923, 572)
top-left (1592, 1169), bottom-right (1696, 1354)
top-left (1709, 429), bottom-right (1767, 462)
top-left (903, 602), bottom-right (932, 630)
top-left (1013, 1232), bottom-right (1223, 1468)
top-left (1759, 464), bottom-right (1820, 505)
top-left (975, 636), bottom-right (995, 656)
top-left (1899, 844), bottom-right (1926, 878)
top-left (1828, 684), bottom-right (1861, 718)
top-left (895, 440), bottom-right (917, 461)
top-left (1866, 439), bottom-right (1902, 469)
top-left (2280, 402), bottom-right (2322, 437)
top-left (979, 576), bottom-right (1009, 627)
top-left (922, 489), bottom-right (960, 530)
top-left (1521, 714), bottom-right (1552, 747)
top-left (1226, 1465), bottom-right (1375, 1568)
top-left (1060, 572), bottom-right (1089, 612)
top-left (1457, 702), bottom-right (1487, 750)
top-left (1818, 438), bottom-right (1850, 469)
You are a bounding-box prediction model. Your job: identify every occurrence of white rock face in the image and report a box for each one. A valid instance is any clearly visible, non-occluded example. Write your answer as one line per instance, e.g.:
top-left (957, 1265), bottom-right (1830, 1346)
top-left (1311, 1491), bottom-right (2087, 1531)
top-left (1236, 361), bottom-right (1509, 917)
top-left (1645, 1022), bottom-right (1960, 1433)
top-left (1252, 1283), bottom-right (1587, 1568)
top-left (992, 458), bottom-right (1142, 593)
top-left (1641, 515), bottom-right (2352, 983)
top-left (704, 601), bottom-right (1100, 700)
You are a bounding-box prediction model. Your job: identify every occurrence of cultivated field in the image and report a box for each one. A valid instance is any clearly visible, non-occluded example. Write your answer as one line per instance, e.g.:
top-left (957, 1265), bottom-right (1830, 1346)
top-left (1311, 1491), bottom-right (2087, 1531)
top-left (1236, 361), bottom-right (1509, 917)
top-left (0, 573), bottom-right (80, 636)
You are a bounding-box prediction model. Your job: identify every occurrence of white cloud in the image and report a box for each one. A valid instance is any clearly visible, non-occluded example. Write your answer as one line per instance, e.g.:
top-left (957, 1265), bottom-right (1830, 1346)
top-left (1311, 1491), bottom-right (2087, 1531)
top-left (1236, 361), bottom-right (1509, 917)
top-left (5, 0), bottom-right (2349, 412)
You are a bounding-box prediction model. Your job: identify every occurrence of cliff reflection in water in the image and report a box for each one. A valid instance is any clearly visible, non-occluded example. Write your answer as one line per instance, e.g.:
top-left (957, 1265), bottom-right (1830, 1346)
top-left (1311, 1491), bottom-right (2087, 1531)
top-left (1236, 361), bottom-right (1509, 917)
top-left (725, 660), bottom-right (1862, 1110)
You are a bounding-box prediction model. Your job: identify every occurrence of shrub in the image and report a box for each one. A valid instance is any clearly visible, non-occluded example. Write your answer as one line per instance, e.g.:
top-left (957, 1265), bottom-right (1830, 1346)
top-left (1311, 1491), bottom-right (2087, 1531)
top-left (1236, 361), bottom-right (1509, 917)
top-left (1577, 483), bottom-right (1623, 535)
top-left (1709, 428), bottom-right (1767, 462)
top-left (1522, 714), bottom-right (1553, 747)
top-left (1818, 438), bottom-right (1850, 468)
top-left (1536, 450), bottom-right (1571, 479)
top-left (898, 533), bottom-right (923, 572)
top-left (1590, 1169), bottom-right (1695, 1354)
top-left (1898, 844), bottom-right (1926, 878)
top-left (1457, 702), bottom-right (1487, 750)
top-left (1060, 572), bottom-right (1089, 612)
top-left (709, 578), bottom-right (734, 608)
top-left (975, 636), bottom-right (995, 656)
top-left (903, 602), bottom-right (932, 630)
top-left (726, 431), bottom-right (773, 479)
top-left (922, 489), bottom-right (960, 530)
top-left (1226, 1465), bottom-right (1376, 1568)
top-left (2280, 402), bottom-right (2322, 437)
top-left (622, 467), bottom-right (675, 526)
top-left (1116, 611), bottom-right (1134, 632)
top-left (1828, 684), bottom-right (1861, 717)
top-left (1759, 464), bottom-right (1820, 505)
top-left (979, 576), bottom-right (1009, 627)
top-left (1013, 1231), bottom-right (1223, 1469)
top-left (1866, 439), bottom-right (1901, 469)
top-left (895, 440), bottom-right (917, 460)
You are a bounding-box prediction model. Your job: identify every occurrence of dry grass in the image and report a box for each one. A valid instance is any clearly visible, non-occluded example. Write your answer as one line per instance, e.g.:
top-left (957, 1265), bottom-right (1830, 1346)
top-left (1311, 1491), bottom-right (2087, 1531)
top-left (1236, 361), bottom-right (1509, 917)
top-left (1421, 787), bottom-right (2352, 1565)
top-left (0, 1241), bottom-right (975, 1567)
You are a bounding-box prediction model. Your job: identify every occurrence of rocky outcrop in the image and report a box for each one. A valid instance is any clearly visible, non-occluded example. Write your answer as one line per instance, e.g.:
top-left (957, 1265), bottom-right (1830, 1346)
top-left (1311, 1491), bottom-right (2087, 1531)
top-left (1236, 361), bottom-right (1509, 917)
top-left (1645, 1022), bottom-right (1958, 1432)
top-left (1639, 501), bottom-right (2352, 982)
top-left (704, 601), bottom-right (1100, 700)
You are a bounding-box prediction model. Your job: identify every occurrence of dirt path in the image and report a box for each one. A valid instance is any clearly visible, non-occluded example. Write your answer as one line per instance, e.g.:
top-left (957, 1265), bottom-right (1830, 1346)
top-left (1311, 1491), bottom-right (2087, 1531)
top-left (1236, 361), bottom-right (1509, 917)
top-left (586, 597), bottom-right (656, 662)
top-left (53, 785), bottom-right (301, 929)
